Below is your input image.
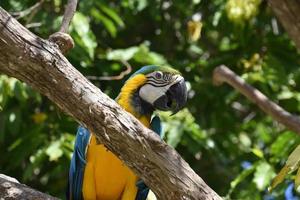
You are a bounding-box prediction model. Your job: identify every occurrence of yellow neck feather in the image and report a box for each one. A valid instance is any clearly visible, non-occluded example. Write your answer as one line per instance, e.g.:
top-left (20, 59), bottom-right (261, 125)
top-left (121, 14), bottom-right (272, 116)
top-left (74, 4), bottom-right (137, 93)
top-left (116, 74), bottom-right (151, 126)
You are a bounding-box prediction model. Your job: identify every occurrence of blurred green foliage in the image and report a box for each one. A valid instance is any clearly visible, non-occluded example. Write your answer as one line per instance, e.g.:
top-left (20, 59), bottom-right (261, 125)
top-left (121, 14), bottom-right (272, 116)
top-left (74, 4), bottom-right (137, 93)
top-left (1, 0), bottom-right (300, 199)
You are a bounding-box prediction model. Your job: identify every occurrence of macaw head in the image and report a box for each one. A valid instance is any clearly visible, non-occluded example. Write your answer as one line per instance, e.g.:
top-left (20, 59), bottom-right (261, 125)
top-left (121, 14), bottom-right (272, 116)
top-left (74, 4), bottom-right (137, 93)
top-left (119, 65), bottom-right (187, 115)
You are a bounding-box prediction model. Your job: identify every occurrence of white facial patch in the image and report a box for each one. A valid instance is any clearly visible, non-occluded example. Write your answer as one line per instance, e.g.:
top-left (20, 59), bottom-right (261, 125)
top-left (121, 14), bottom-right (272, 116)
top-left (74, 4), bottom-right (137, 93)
top-left (139, 74), bottom-right (183, 104)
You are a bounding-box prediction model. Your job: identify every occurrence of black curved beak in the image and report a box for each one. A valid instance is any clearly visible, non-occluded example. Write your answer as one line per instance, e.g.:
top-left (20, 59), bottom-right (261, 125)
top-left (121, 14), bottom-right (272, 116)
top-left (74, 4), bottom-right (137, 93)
top-left (153, 79), bottom-right (187, 114)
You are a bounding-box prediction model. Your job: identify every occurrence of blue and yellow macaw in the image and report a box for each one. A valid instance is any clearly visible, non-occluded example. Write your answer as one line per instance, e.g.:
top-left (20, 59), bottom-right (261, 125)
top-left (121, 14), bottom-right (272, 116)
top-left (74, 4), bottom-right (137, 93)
top-left (67, 65), bottom-right (187, 200)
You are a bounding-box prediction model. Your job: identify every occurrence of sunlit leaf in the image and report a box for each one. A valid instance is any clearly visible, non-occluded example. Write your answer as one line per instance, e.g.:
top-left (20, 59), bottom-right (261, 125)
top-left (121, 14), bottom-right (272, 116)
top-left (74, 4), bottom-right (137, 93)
top-left (72, 12), bottom-right (97, 59)
top-left (106, 47), bottom-right (139, 61)
top-left (270, 145), bottom-right (300, 191)
top-left (251, 148), bottom-right (264, 159)
top-left (270, 131), bottom-right (297, 162)
top-left (122, 0), bottom-right (148, 11)
top-left (278, 90), bottom-right (294, 100)
top-left (133, 44), bottom-right (167, 65)
top-left (269, 165), bottom-right (290, 191)
top-left (106, 43), bottom-right (167, 65)
top-left (253, 161), bottom-right (275, 191)
top-left (46, 141), bottom-right (63, 162)
top-left (160, 109), bottom-right (205, 148)
top-left (286, 145), bottom-right (300, 171)
top-left (226, 0), bottom-right (261, 23)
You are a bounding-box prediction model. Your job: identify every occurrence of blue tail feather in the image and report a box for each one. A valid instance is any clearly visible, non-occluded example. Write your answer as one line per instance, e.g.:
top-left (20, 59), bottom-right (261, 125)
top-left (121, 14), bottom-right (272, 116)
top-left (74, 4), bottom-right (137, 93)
top-left (67, 126), bottom-right (90, 200)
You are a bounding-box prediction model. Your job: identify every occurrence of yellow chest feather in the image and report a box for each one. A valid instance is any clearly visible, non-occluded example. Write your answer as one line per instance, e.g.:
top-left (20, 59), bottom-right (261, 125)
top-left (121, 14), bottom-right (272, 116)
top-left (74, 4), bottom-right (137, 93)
top-left (82, 74), bottom-right (151, 200)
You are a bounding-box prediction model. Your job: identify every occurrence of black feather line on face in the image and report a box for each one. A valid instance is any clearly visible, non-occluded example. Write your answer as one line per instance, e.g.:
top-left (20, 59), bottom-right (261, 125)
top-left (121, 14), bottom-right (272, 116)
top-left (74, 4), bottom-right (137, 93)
top-left (163, 73), bottom-right (172, 81)
top-left (147, 74), bottom-right (173, 87)
top-left (147, 77), bottom-right (168, 83)
top-left (131, 89), bottom-right (154, 116)
top-left (146, 81), bottom-right (170, 87)
top-left (147, 77), bottom-right (167, 83)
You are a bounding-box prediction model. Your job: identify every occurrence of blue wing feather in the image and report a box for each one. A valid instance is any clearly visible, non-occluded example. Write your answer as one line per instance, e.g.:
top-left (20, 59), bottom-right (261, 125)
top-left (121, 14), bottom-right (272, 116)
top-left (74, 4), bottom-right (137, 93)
top-left (135, 115), bottom-right (162, 200)
top-left (67, 126), bottom-right (91, 200)
top-left (150, 115), bottom-right (162, 137)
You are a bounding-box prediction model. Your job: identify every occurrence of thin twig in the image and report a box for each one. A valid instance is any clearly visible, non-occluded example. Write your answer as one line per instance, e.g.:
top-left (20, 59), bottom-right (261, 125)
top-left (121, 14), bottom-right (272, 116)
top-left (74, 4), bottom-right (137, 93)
top-left (213, 65), bottom-right (300, 135)
top-left (86, 60), bottom-right (132, 81)
top-left (26, 22), bottom-right (43, 29)
top-left (59, 0), bottom-right (78, 33)
top-left (48, 0), bottom-right (77, 53)
top-left (11, 0), bottom-right (44, 19)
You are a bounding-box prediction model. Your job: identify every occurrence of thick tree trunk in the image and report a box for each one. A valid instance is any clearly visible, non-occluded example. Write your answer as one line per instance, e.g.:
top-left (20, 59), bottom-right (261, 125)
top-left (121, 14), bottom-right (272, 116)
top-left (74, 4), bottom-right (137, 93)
top-left (0, 7), bottom-right (221, 200)
top-left (0, 174), bottom-right (58, 200)
top-left (269, 0), bottom-right (300, 50)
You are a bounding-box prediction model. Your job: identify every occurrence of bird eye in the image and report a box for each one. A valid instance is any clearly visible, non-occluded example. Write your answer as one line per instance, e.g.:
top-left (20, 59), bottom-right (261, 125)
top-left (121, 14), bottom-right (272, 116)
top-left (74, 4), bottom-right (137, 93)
top-left (155, 71), bottom-right (163, 79)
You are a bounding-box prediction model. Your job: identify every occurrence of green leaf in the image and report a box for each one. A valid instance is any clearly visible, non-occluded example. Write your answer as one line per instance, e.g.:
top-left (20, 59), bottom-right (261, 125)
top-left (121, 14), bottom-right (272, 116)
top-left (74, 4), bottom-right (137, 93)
top-left (160, 109), bottom-right (204, 148)
top-left (72, 12), bottom-right (97, 59)
top-left (277, 89), bottom-right (294, 100)
top-left (106, 47), bottom-right (139, 61)
top-left (106, 43), bottom-right (167, 65)
top-left (271, 143), bottom-right (300, 190)
top-left (270, 131), bottom-right (297, 162)
top-left (253, 161), bottom-right (275, 191)
top-left (133, 44), bottom-right (167, 65)
top-left (23, 149), bottom-right (47, 181)
top-left (121, 0), bottom-right (148, 11)
top-left (286, 144), bottom-right (300, 171)
top-left (227, 163), bottom-right (257, 197)
top-left (269, 165), bottom-right (290, 191)
top-left (91, 8), bottom-right (117, 37)
top-left (14, 81), bottom-right (28, 102)
top-left (251, 148), bottom-right (264, 159)
top-left (98, 3), bottom-right (124, 27)
top-left (164, 120), bottom-right (184, 147)
top-left (46, 141), bottom-right (63, 161)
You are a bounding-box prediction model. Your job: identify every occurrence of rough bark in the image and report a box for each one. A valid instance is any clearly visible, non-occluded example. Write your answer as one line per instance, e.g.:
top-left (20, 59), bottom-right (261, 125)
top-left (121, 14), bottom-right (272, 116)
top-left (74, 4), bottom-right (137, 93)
top-left (0, 174), bottom-right (58, 200)
top-left (213, 65), bottom-right (300, 135)
top-left (0, 7), bottom-right (222, 200)
top-left (268, 0), bottom-right (300, 50)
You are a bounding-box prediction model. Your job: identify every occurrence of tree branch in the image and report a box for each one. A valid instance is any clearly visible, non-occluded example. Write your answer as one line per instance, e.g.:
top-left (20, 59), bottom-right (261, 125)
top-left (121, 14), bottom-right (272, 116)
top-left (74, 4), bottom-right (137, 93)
top-left (86, 60), bottom-right (132, 81)
top-left (10, 0), bottom-right (44, 20)
top-left (0, 7), bottom-right (221, 200)
top-left (268, 0), bottom-right (300, 50)
top-left (48, 0), bottom-right (77, 54)
top-left (0, 174), bottom-right (58, 200)
top-left (59, 0), bottom-right (78, 33)
top-left (213, 65), bottom-right (300, 135)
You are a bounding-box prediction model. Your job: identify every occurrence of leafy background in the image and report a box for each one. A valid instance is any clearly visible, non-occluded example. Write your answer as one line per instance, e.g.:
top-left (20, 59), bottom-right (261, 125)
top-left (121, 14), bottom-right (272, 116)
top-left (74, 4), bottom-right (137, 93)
top-left (1, 0), bottom-right (300, 199)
